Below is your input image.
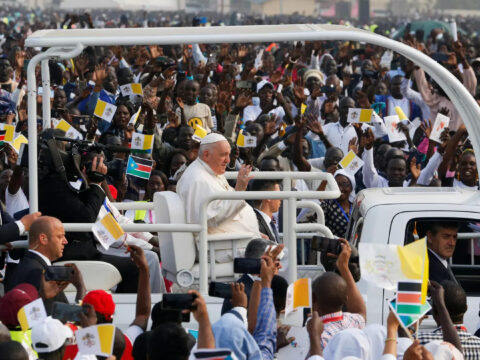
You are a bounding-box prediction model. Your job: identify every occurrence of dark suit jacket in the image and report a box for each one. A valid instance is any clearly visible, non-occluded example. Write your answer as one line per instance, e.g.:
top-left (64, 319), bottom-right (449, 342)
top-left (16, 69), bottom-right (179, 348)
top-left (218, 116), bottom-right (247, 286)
top-left (5, 251), bottom-right (68, 312)
top-left (254, 209), bottom-right (277, 243)
top-left (0, 209), bottom-right (21, 244)
top-left (428, 249), bottom-right (457, 285)
top-left (221, 274), bottom-right (254, 315)
top-left (38, 175), bottom-right (106, 260)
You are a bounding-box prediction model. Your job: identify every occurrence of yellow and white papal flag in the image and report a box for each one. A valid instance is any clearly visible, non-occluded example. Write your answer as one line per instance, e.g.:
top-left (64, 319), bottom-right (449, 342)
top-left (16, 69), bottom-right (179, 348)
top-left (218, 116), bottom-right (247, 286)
top-left (120, 83), bottom-right (143, 97)
top-left (17, 298), bottom-right (47, 331)
top-left (94, 99), bottom-right (117, 123)
top-left (92, 213), bottom-right (125, 250)
top-left (55, 119), bottom-right (83, 140)
top-left (285, 278), bottom-right (312, 317)
top-left (76, 324), bottom-right (116, 356)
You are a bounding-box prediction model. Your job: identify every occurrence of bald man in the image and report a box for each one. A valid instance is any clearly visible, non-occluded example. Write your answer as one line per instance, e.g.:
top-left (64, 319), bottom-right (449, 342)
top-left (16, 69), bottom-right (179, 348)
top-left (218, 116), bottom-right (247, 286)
top-left (177, 133), bottom-right (261, 263)
top-left (5, 216), bottom-right (85, 310)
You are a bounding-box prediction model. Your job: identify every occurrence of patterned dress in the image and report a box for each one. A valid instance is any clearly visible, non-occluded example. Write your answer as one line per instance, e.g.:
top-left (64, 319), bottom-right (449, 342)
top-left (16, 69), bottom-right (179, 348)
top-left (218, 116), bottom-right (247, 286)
top-left (321, 199), bottom-right (351, 238)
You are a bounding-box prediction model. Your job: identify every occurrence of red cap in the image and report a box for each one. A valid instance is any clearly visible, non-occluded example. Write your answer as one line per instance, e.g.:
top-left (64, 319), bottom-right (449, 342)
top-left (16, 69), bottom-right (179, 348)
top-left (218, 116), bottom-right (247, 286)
top-left (82, 290), bottom-right (115, 321)
top-left (108, 185), bottom-right (118, 201)
top-left (0, 283), bottom-right (38, 327)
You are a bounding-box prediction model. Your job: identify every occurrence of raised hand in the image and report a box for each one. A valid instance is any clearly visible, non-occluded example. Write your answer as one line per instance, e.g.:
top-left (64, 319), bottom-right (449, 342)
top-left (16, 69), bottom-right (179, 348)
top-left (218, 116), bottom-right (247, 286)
top-left (361, 128), bottom-right (375, 150)
top-left (348, 137), bottom-right (359, 154)
top-left (410, 157), bottom-right (421, 181)
top-left (93, 64), bottom-right (107, 85)
top-left (420, 119), bottom-right (433, 138)
top-left (235, 164), bottom-right (253, 191)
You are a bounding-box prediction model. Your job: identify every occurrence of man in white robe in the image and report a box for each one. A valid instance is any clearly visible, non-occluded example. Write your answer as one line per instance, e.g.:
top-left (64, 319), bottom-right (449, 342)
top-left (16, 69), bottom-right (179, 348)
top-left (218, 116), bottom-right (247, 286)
top-left (177, 133), bottom-right (261, 263)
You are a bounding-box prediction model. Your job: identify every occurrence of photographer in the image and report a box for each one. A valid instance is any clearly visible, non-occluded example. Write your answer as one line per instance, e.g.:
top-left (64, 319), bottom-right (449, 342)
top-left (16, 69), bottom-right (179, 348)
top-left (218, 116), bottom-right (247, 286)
top-left (38, 142), bottom-right (139, 293)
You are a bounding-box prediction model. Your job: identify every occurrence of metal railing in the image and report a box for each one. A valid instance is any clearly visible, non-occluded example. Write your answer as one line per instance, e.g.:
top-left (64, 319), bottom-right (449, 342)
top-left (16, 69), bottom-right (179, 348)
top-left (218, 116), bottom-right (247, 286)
top-left (6, 171), bottom-right (339, 295)
top-left (450, 232), bottom-right (480, 268)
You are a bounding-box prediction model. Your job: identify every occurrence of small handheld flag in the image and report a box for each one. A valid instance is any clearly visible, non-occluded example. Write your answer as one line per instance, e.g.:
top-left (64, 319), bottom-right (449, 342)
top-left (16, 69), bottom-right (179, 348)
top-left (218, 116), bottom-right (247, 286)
top-left (285, 278), bottom-right (312, 317)
top-left (126, 155), bottom-right (153, 180)
top-left (92, 213), bottom-right (125, 250)
top-left (395, 106), bottom-right (409, 121)
top-left (0, 129), bottom-right (6, 145)
top-left (120, 83), bottom-right (143, 97)
top-left (17, 298), bottom-right (47, 331)
top-left (55, 120), bottom-right (83, 140)
top-left (237, 130), bottom-right (257, 148)
top-left (388, 298), bottom-right (431, 330)
top-left (94, 99), bottom-right (117, 123)
top-left (130, 132), bottom-right (154, 154)
top-left (339, 150), bottom-right (364, 175)
top-left (300, 103), bottom-right (307, 115)
top-left (0, 123), bottom-right (14, 143)
top-left (76, 324), bottom-right (116, 356)
top-left (11, 135), bottom-right (28, 154)
top-left (192, 125), bottom-right (208, 142)
top-left (348, 108), bottom-right (373, 123)
top-left (128, 106), bottom-right (141, 127)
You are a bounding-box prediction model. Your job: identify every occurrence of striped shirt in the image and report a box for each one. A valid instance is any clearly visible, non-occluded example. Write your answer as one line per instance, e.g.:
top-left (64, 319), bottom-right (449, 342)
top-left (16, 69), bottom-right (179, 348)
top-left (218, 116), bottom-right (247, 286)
top-left (320, 311), bottom-right (366, 349)
top-left (416, 325), bottom-right (480, 360)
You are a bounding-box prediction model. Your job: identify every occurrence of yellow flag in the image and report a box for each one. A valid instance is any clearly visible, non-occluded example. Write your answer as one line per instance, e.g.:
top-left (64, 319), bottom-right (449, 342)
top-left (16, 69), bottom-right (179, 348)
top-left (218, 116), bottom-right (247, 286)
top-left (395, 106), bottom-right (409, 121)
top-left (396, 238), bottom-right (429, 303)
top-left (100, 213), bottom-right (124, 241)
top-left (285, 278), bottom-right (312, 317)
top-left (301, 103), bottom-right (307, 115)
top-left (12, 135), bottom-right (28, 153)
top-left (192, 125), bottom-right (208, 142)
top-left (0, 123), bottom-right (14, 142)
top-left (17, 298), bottom-right (47, 331)
top-left (359, 109), bottom-right (373, 123)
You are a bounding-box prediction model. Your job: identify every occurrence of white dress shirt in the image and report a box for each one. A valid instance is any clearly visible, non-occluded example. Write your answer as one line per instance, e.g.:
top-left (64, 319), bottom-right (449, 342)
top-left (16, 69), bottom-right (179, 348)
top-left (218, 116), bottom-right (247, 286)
top-left (28, 249), bottom-right (52, 266)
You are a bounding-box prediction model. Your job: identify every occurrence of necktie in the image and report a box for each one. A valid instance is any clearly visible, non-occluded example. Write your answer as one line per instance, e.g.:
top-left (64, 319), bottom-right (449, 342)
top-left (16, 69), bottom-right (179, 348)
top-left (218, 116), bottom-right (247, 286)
top-left (270, 219), bottom-right (280, 243)
top-left (447, 263), bottom-right (458, 284)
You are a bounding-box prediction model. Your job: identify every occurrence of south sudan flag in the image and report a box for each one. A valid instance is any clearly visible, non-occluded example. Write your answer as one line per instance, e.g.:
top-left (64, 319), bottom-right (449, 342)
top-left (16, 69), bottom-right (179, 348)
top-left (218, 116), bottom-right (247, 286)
top-left (126, 155), bottom-right (153, 180)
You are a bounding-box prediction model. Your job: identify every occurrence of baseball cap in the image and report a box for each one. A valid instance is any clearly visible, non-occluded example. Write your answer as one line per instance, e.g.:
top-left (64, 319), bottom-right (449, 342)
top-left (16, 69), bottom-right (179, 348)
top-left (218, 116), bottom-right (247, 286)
top-left (31, 317), bottom-right (73, 353)
top-left (83, 290), bottom-right (115, 322)
top-left (0, 283), bottom-right (38, 327)
top-left (256, 80), bottom-right (274, 93)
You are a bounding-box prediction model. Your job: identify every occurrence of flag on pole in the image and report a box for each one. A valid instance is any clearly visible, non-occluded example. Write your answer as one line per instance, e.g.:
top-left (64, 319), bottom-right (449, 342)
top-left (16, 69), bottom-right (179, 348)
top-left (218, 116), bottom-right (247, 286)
top-left (0, 123), bottom-right (14, 142)
top-left (92, 213), bottom-right (125, 250)
top-left (396, 281), bottom-right (423, 316)
top-left (75, 324), bottom-right (116, 356)
top-left (237, 130), bottom-right (257, 148)
top-left (359, 238), bottom-right (429, 303)
top-left (192, 125), bottom-right (208, 142)
top-left (126, 155), bottom-right (153, 180)
top-left (17, 298), bottom-right (47, 331)
top-left (0, 129), bottom-right (5, 145)
top-left (120, 83), bottom-right (143, 97)
top-left (130, 132), bottom-right (154, 154)
top-left (55, 120), bottom-right (83, 140)
top-left (128, 106), bottom-right (141, 127)
top-left (94, 99), bottom-right (117, 123)
top-left (339, 150), bottom-right (364, 175)
top-left (285, 278), bottom-right (312, 317)
top-left (388, 298), bottom-right (431, 329)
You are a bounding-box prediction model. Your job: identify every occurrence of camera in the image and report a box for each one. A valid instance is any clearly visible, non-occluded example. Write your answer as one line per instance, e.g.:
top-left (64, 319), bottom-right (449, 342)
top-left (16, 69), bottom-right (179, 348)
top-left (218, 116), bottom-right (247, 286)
top-left (311, 236), bottom-right (342, 255)
top-left (161, 294), bottom-right (197, 311)
top-left (233, 258), bottom-right (261, 274)
top-left (38, 129), bottom-right (130, 192)
top-left (208, 282), bottom-right (232, 299)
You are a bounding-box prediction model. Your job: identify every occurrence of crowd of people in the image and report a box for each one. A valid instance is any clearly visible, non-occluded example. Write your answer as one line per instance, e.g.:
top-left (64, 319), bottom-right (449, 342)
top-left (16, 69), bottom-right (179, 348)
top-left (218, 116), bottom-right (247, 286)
top-left (0, 3), bottom-right (479, 359)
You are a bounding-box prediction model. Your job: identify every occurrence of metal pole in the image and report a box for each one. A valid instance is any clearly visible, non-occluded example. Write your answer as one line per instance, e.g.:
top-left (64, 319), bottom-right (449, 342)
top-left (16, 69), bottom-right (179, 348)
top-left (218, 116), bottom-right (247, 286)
top-left (41, 59), bottom-right (51, 130)
top-left (287, 195), bottom-right (297, 283)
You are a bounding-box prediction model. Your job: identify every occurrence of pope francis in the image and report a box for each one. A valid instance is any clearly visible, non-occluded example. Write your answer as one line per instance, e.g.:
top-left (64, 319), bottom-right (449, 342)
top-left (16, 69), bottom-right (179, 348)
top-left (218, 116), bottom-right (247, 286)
top-left (177, 133), bottom-right (261, 263)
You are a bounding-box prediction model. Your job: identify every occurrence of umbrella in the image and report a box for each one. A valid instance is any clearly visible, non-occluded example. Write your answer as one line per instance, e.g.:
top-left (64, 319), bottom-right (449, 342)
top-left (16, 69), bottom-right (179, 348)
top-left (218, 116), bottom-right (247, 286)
top-left (392, 20), bottom-right (466, 42)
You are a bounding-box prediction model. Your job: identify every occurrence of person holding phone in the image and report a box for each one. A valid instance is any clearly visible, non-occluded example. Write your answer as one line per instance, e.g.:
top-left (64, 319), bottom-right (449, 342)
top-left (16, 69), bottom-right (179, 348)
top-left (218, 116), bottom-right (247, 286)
top-left (4, 216), bottom-right (86, 312)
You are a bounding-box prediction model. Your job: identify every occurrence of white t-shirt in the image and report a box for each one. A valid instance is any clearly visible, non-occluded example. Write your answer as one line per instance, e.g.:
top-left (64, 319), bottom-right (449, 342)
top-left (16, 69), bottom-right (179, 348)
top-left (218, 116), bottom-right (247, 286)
top-left (5, 187), bottom-right (29, 217)
top-left (243, 104), bottom-right (285, 123)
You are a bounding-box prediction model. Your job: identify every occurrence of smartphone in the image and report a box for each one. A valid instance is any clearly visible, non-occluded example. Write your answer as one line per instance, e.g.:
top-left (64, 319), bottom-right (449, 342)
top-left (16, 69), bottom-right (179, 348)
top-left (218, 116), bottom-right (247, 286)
top-left (44, 266), bottom-right (74, 282)
top-left (16, 143), bottom-right (28, 168)
top-left (162, 294), bottom-right (197, 311)
top-left (208, 282), bottom-right (232, 299)
top-left (72, 115), bottom-right (89, 125)
top-left (233, 258), bottom-right (261, 275)
top-left (431, 53), bottom-right (449, 63)
top-left (311, 236), bottom-right (342, 255)
top-left (52, 302), bottom-right (87, 323)
top-left (321, 84), bottom-right (336, 93)
top-left (236, 80), bottom-right (253, 89)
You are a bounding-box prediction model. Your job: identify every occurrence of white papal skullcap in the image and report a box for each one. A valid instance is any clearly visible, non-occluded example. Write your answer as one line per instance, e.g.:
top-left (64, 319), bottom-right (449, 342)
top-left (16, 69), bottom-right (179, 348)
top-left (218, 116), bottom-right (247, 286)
top-left (200, 132), bottom-right (228, 145)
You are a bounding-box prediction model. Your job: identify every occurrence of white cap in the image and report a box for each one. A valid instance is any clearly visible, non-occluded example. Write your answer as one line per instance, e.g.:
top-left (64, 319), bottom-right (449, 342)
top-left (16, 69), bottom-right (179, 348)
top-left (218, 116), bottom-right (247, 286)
top-left (256, 80), bottom-right (274, 93)
top-left (32, 317), bottom-right (73, 353)
top-left (200, 132), bottom-right (228, 145)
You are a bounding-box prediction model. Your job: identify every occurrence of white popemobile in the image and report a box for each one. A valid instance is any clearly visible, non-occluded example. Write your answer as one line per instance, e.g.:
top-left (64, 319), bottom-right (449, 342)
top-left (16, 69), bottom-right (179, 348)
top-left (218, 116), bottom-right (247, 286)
top-left (14, 24), bottom-right (480, 331)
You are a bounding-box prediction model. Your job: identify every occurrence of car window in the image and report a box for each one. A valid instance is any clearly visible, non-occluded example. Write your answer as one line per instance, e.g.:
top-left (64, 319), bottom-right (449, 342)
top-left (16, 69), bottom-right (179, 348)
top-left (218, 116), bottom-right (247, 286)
top-left (405, 218), bottom-right (480, 296)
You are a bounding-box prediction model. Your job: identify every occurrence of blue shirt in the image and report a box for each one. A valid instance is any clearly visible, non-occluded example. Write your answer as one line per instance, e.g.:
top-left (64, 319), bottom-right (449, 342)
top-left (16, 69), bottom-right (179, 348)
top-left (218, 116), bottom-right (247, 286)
top-left (253, 288), bottom-right (277, 360)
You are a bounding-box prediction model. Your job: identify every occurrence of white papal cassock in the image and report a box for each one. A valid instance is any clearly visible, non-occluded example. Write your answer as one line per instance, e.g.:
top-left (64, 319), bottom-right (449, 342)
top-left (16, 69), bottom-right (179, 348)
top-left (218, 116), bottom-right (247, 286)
top-left (177, 158), bottom-right (261, 263)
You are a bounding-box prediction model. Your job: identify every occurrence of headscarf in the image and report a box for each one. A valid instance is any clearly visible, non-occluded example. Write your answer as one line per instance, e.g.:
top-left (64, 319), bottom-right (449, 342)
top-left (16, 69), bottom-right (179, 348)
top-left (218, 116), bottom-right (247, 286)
top-left (323, 328), bottom-right (371, 360)
top-left (363, 324), bottom-right (386, 360)
top-left (334, 169), bottom-right (356, 203)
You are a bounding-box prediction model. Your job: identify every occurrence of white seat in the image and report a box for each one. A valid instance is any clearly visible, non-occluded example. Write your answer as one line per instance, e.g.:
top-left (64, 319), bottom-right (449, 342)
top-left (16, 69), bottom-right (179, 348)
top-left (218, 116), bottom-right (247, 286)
top-left (154, 191), bottom-right (251, 286)
top-left (54, 261), bottom-right (122, 293)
